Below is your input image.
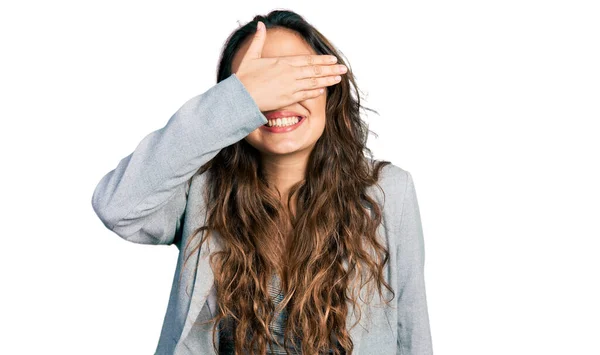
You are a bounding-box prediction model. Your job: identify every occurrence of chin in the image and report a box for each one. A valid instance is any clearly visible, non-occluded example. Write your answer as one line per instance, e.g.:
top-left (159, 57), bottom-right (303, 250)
top-left (260, 143), bottom-right (309, 155)
top-left (262, 148), bottom-right (301, 156)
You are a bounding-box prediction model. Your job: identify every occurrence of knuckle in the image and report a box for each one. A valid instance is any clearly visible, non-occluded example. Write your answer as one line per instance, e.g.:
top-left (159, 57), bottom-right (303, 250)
top-left (311, 77), bottom-right (318, 87)
top-left (313, 65), bottom-right (322, 75)
top-left (306, 55), bottom-right (313, 65)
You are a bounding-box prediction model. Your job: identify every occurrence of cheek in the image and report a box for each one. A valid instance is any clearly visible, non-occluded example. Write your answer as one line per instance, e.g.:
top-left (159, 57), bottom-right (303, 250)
top-left (303, 94), bottom-right (327, 117)
top-left (304, 96), bottom-right (327, 134)
top-left (316, 96), bottom-right (328, 127)
top-left (243, 131), bottom-right (260, 147)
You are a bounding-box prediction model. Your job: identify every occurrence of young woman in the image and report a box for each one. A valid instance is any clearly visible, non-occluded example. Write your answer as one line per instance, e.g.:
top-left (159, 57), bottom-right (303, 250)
top-left (92, 10), bottom-right (433, 355)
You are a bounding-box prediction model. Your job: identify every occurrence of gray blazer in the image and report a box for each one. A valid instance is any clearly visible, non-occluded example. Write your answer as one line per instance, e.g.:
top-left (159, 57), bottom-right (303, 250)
top-left (91, 73), bottom-right (433, 354)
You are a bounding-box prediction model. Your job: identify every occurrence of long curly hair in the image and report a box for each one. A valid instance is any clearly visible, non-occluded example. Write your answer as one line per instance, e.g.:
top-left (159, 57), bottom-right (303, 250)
top-left (179, 9), bottom-right (395, 355)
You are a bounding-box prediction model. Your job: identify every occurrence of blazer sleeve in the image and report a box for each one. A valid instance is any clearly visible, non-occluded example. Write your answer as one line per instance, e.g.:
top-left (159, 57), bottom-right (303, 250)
top-left (91, 73), bottom-right (267, 246)
top-left (396, 171), bottom-right (433, 354)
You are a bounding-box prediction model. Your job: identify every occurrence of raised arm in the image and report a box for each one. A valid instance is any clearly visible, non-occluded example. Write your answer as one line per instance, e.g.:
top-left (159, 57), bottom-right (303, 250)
top-left (91, 22), bottom-right (347, 248)
top-left (91, 73), bottom-right (267, 246)
top-left (396, 171), bottom-right (433, 354)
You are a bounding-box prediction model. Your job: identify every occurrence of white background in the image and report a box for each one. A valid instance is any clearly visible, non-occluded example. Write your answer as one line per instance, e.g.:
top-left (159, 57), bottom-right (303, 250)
top-left (1, 1), bottom-right (598, 354)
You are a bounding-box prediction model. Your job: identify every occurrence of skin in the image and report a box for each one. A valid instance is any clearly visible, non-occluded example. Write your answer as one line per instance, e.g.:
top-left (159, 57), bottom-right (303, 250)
top-left (231, 27), bottom-right (327, 208)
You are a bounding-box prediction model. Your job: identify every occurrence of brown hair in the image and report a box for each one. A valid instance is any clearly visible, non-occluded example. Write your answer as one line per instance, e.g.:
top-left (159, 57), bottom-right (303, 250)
top-left (179, 9), bottom-right (394, 355)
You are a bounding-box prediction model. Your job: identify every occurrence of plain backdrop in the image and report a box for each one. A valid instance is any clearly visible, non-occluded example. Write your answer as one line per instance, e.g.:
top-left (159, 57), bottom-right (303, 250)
top-left (1, 1), bottom-right (598, 354)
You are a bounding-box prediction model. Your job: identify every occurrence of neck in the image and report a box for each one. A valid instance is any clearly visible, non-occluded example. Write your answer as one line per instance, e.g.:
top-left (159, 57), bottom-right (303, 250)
top-left (260, 152), bottom-right (308, 208)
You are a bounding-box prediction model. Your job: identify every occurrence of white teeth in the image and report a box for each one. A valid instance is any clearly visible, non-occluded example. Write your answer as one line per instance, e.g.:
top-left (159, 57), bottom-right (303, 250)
top-left (266, 116), bottom-right (300, 127)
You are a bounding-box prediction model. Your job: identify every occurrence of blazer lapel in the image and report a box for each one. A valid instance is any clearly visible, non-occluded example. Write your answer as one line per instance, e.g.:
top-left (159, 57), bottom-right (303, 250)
top-left (345, 273), bottom-right (368, 353)
top-left (174, 231), bottom-right (221, 354)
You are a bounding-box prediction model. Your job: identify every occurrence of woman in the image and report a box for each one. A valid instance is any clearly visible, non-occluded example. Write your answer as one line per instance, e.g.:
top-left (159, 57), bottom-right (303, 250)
top-left (92, 10), bottom-right (433, 355)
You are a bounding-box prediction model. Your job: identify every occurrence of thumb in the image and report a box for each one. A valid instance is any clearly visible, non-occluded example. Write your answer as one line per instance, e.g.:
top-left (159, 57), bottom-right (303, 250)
top-left (245, 21), bottom-right (266, 60)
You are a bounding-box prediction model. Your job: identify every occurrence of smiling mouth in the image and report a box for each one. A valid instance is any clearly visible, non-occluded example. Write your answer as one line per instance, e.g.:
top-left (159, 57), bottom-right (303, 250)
top-left (263, 116), bottom-right (305, 127)
top-left (260, 116), bottom-right (306, 133)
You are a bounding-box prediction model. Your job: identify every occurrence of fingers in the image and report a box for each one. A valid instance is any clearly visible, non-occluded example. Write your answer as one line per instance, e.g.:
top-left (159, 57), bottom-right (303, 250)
top-left (292, 87), bottom-right (327, 102)
top-left (294, 63), bottom-right (347, 80)
top-left (279, 54), bottom-right (338, 66)
top-left (294, 75), bottom-right (342, 93)
top-left (244, 21), bottom-right (266, 60)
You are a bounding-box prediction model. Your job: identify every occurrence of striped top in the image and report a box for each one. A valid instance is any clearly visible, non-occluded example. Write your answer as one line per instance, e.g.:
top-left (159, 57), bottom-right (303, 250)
top-left (218, 272), bottom-right (303, 354)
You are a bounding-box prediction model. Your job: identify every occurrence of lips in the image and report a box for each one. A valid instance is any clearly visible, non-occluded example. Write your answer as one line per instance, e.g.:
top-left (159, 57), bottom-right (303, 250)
top-left (259, 113), bottom-right (306, 133)
top-left (264, 110), bottom-right (306, 120)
